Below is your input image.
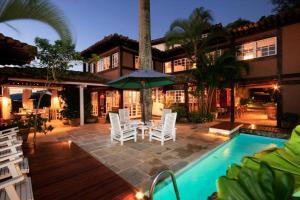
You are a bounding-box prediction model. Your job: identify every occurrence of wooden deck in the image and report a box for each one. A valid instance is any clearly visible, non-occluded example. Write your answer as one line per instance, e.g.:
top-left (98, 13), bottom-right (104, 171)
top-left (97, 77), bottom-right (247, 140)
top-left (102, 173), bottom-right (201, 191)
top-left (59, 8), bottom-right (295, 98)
top-left (23, 141), bottom-right (138, 200)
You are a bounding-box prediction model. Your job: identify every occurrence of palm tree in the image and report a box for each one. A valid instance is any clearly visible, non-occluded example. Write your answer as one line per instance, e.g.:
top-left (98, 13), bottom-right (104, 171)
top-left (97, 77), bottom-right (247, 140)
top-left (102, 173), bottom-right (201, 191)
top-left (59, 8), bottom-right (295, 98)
top-left (0, 0), bottom-right (72, 42)
top-left (165, 7), bottom-right (224, 117)
top-left (214, 48), bottom-right (249, 122)
top-left (138, 0), bottom-right (153, 122)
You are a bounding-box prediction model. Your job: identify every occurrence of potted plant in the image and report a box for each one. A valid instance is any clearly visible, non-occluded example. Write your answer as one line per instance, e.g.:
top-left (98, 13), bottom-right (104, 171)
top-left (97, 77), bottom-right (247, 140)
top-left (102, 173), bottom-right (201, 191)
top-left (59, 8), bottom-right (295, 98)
top-left (85, 116), bottom-right (98, 123)
top-left (61, 108), bottom-right (80, 126)
top-left (8, 114), bottom-right (53, 142)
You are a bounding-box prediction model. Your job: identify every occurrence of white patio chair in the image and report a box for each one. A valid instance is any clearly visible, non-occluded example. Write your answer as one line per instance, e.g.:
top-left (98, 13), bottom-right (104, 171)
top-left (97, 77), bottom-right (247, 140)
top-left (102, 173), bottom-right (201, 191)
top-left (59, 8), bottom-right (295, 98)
top-left (0, 127), bottom-right (19, 141)
top-left (109, 113), bottom-right (137, 145)
top-left (149, 112), bottom-right (177, 145)
top-left (0, 158), bottom-right (33, 200)
top-left (151, 109), bottom-right (172, 129)
top-left (119, 108), bottom-right (131, 128)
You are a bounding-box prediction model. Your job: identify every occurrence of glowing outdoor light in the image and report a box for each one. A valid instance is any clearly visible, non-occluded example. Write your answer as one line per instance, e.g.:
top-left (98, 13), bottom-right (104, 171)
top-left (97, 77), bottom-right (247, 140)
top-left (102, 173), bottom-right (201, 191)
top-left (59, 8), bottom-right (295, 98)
top-left (273, 84), bottom-right (279, 91)
top-left (2, 97), bottom-right (9, 106)
top-left (135, 191), bottom-right (144, 200)
top-left (68, 140), bottom-right (72, 144)
top-left (250, 124), bottom-right (256, 129)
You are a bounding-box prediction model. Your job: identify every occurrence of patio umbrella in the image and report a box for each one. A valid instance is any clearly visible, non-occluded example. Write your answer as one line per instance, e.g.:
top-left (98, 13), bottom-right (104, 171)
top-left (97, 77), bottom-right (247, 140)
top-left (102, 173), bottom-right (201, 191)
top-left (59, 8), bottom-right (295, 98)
top-left (108, 69), bottom-right (174, 89)
top-left (108, 69), bottom-right (175, 121)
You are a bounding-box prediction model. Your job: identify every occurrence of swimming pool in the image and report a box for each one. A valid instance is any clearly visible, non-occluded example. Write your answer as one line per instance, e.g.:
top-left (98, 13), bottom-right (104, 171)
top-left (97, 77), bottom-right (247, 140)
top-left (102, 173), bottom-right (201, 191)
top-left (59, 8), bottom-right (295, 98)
top-left (153, 133), bottom-right (286, 200)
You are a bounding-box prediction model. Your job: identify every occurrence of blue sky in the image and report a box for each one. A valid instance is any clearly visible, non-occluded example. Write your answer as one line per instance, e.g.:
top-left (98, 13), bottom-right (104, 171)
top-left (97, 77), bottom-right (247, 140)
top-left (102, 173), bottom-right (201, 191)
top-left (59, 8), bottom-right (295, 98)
top-left (0, 0), bottom-right (274, 51)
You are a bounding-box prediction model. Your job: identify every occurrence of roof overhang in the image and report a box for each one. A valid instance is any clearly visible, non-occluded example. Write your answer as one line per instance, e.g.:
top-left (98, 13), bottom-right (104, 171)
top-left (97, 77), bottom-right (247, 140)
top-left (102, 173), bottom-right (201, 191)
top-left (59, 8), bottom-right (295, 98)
top-left (6, 77), bottom-right (107, 87)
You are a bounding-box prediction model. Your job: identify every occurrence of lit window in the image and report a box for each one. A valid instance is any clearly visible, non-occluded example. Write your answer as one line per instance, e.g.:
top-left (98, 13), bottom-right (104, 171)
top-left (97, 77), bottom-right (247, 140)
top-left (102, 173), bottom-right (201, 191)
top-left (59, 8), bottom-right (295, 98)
top-left (135, 56), bottom-right (140, 69)
top-left (98, 59), bottom-right (104, 71)
top-left (237, 42), bottom-right (255, 60)
top-left (206, 50), bottom-right (222, 62)
top-left (152, 89), bottom-right (164, 103)
top-left (256, 37), bottom-right (277, 58)
top-left (237, 37), bottom-right (277, 60)
top-left (103, 56), bottom-right (110, 70)
top-left (166, 90), bottom-right (185, 103)
top-left (164, 62), bottom-right (172, 73)
top-left (173, 58), bottom-right (193, 72)
top-left (202, 33), bottom-right (208, 38)
top-left (112, 52), bottom-right (119, 68)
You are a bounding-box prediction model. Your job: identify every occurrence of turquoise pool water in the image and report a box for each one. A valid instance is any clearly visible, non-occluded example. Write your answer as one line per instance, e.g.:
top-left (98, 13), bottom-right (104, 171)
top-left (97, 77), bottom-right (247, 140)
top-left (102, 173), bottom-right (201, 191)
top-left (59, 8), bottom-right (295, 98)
top-left (153, 133), bottom-right (286, 200)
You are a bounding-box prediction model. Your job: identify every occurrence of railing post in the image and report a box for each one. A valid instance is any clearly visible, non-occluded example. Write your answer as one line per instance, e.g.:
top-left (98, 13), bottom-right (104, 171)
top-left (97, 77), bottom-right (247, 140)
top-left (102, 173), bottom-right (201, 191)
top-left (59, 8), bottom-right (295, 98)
top-left (149, 170), bottom-right (180, 200)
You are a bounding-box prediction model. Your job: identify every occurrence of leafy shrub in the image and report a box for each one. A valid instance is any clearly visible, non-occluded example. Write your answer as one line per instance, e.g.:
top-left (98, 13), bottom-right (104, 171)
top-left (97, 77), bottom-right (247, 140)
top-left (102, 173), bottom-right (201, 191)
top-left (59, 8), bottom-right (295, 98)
top-left (189, 112), bottom-right (203, 123)
top-left (240, 98), bottom-right (252, 105)
top-left (206, 112), bottom-right (214, 122)
top-left (217, 162), bottom-right (295, 200)
top-left (189, 112), bottom-right (214, 123)
top-left (216, 125), bottom-right (300, 199)
top-left (60, 86), bottom-right (92, 120)
top-left (168, 104), bottom-right (188, 122)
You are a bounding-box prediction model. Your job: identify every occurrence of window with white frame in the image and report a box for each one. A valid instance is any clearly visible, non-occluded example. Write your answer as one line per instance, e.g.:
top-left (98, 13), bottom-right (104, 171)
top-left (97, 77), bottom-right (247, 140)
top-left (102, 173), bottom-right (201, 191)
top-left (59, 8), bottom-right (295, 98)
top-left (98, 56), bottom-right (110, 72)
top-left (164, 62), bottom-right (172, 73)
top-left (98, 59), bottom-right (104, 71)
top-left (173, 58), bottom-right (194, 72)
top-left (256, 37), bottom-right (277, 57)
top-left (112, 52), bottom-right (119, 68)
top-left (237, 37), bottom-right (277, 60)
top-left (90, 63), bottom-right (94, 73)
top-left (166, 90), bottom-right (185, 104)
top-left (103, 56), bottom-right (110, 70)
top-left (152, 89), bottom-right (164, 103)
top-left (206, 49), bottom-right (222, 62)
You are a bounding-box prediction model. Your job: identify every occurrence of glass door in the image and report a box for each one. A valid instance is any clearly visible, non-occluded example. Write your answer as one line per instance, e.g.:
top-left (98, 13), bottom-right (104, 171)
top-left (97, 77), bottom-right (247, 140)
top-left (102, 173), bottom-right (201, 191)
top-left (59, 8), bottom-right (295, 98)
top-left (123, 91), bottom-right (141, 118)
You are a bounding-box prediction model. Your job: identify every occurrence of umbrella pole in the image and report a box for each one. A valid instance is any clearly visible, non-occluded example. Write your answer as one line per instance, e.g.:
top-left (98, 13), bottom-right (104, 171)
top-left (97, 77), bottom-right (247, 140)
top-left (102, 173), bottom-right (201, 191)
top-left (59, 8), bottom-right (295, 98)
top-left (141, 81), bottom-right (146, 123)
top-left (142, 89), bottom-right (146, 123)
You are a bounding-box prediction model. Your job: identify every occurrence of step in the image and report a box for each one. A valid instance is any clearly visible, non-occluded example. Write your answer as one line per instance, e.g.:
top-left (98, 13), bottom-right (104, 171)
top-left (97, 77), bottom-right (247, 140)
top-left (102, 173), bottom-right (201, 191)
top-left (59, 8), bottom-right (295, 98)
top-left (0, 176), bottom-right (34, 200)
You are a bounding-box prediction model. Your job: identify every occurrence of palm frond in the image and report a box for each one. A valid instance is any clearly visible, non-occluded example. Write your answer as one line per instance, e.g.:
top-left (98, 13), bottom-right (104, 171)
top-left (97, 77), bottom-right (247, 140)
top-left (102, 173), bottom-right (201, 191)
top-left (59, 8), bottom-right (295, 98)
top-left (0, 0), bottom-right (73, 43)
top-left (3, 22), bottom-right (20, 33)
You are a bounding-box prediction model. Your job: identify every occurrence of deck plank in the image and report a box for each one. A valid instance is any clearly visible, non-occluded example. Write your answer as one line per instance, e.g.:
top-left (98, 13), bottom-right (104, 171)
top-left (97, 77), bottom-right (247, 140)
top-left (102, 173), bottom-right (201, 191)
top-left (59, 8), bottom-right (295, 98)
top-left (23, 141), bottom-right (137, 200)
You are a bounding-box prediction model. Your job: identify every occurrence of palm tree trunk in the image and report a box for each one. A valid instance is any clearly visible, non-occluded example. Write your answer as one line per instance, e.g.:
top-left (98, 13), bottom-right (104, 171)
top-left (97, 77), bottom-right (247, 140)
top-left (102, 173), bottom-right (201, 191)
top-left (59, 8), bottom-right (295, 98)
top-left (208, 87), bottom-right (215, 113)
top-left (139, 0), bottom-right (153, 122)
top-left (230, 82), bottom-right (235, 123)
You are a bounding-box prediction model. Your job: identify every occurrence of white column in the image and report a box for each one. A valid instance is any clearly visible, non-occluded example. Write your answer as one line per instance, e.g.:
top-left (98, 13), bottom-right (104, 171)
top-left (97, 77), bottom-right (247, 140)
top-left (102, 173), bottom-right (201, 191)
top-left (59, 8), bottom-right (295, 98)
top-left (79, 85), bottom-right (85, 126)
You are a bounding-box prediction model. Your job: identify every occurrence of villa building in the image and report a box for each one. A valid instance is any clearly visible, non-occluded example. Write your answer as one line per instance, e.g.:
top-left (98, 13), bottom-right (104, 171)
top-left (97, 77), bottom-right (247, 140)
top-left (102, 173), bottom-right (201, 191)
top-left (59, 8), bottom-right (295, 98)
top-left (1, 9), bottom-right (300, 127)
top-left (81, 9), bottom-right (300, 126)
top-left (0, 34), bottom-right (107, 125)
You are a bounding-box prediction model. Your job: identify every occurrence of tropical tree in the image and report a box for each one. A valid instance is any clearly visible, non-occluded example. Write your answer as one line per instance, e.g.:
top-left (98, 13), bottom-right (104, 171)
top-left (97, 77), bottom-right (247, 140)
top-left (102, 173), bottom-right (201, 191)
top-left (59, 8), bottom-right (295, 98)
top-left (139, 0), bottom-right (153, 122)
top-left (166, 7), bottom-right (234, 119)
top-left (35, 37), bottom-right (81, 81)
top-left (32, 37), bottom-right (80, 142)
top-left (213, 48), bottom-right (249, 122)
top-left (0, 0), bottom-right (72, 42)
top-left (271, 0), bottom-right (300, 13)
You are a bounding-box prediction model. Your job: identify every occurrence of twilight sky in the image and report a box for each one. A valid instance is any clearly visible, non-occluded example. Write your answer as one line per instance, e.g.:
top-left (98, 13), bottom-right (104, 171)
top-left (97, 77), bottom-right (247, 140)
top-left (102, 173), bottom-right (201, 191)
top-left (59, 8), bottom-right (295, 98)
top-left (0, 0), bottom-right (274, 51)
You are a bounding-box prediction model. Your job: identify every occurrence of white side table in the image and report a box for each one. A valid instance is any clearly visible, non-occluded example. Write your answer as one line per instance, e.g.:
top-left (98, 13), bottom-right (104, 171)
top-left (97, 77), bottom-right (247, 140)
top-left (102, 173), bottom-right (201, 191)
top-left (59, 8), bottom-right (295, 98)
top-left (137, 122), bottom-right (153, 139)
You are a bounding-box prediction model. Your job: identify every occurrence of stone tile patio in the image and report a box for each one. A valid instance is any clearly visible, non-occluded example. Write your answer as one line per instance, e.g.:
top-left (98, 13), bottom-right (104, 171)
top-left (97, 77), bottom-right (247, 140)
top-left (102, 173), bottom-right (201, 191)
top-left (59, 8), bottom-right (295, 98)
top-left (32, 121), bottom-right (227, 191)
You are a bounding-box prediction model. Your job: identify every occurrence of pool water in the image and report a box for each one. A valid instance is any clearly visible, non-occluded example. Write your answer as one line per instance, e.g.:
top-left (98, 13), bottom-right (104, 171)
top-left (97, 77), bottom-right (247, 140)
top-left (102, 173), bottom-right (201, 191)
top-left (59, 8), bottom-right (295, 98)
top-left (153, 133), bottom-right (286, 200)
